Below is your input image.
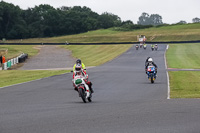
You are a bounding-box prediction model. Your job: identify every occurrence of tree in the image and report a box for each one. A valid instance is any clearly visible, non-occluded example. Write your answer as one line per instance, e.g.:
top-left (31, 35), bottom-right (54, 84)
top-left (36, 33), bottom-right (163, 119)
top-left (137, 12), bottom-right (163, 25)
top-left (137, 12), bottom-right (150, 25)
top-left (0, 1), bottom-right (27, 39)
top-left (177, 20), bottom-right (187, 24)
top-left (192, 17), bottom-right (200, 23)
top-left (0, 2), bottom-right (125, 39)
top-left (98, 12), bottom-right (121, 29)
top-left (149, 14), bottom-right (163, 25)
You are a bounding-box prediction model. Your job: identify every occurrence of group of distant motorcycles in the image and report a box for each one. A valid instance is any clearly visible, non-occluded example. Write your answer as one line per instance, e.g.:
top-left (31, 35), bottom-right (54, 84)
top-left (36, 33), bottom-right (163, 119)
top-left (136, 43), bottom-right (158, 51)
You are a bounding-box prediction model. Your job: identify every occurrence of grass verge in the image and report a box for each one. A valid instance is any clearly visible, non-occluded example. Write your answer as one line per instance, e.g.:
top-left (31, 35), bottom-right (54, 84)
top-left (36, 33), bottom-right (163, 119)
top-left (0, 44), bottom-right (132, 88)
top-left (0, 45), bottom-right (39, 59)
top-left (6, 23), bottom-right (200, 43)
top-left (169, 71), bottom-right (200, 98)
top-left (167, 43), bottom-right (200, 69)
top-left (167, 43), bottom-right (200, 98)
top-left (0, 70), bottom-right (69, 88)
top-left (61, 44), bottom-right (132, 66)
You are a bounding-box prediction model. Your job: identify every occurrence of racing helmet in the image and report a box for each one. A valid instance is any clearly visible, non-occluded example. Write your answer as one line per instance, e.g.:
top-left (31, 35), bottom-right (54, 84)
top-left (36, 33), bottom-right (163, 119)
top-left (76, 59), bottom-right (81, 64)
top-left (75, 64), bottom-right (82, 72)
top-left (148, 58), bottom-right (153, 62)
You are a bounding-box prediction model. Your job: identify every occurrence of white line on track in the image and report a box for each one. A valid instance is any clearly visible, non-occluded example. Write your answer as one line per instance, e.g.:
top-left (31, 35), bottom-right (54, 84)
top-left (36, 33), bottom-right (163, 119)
top-left (164, 44), bottom-right (170, 99)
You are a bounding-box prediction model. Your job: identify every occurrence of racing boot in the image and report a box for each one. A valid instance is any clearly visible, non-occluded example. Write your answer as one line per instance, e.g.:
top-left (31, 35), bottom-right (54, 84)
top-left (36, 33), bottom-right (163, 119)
top-left (87, 81), bottom-right (94, 93)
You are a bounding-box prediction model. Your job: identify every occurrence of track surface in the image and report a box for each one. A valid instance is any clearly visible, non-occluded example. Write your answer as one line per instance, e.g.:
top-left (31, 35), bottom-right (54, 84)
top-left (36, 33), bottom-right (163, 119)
top-left (1, 45), bottom-right (200, 133)
top-left (19, 45), bottom-right (75, 70)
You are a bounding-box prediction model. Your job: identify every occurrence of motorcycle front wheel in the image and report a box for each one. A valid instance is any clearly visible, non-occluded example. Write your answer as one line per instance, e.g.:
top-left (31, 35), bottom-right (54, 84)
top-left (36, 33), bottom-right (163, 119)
top-left (151, 77), bottom-right (154, 83)
top-left (79, 88), bottom-right (86, 103)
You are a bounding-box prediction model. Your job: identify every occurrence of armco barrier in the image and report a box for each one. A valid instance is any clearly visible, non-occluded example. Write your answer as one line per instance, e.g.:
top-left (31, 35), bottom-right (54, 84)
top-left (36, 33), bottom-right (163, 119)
top-left (7, 60), bottom-right (11, 68)
top-left (2, 62), bottom-right (7, 70)
top-left (18, 53), bottom-right (28, 63)
top-left (13, 58), bottom-right (15, 64)
top-left (11, 59), bottom-right (14, 66)
top-left (16, 57), bottom-right (19, 63)
top-left (18, 56), bottom-right (25, 63)
top-left (23, 53), bottom-right (28, 59)
top-left (1, 53), bottom-right (28, 70)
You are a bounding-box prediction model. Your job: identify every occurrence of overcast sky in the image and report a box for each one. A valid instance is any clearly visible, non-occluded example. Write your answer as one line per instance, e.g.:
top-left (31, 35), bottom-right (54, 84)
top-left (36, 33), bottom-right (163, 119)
top-left (2, 0), bottom-right (200, 24)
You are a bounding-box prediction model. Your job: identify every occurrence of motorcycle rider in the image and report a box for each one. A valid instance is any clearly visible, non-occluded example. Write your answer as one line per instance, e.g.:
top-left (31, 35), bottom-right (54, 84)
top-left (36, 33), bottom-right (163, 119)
top-left (143, 43), bottom-right (147, 48)
top-left (73, 59), bottom-right (85, 71)
top-left (145, 57), bottom-right (151, 67)
top-left (155, 44), bottom-right (158, 50)
top-left (151, 44), bottom-right (154, 49)
top-left (72, 64), bottom-right (94, 93)
top-left (145, 57), bottom-right (158, 74)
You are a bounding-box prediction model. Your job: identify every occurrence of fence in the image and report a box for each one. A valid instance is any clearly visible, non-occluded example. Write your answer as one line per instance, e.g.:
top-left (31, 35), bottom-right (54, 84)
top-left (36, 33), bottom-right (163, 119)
top-left (2, 53), bottom-right (28, 70)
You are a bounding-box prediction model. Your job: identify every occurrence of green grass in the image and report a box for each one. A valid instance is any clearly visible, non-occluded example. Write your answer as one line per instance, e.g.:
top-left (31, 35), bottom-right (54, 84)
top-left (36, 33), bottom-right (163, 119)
top-left (167, 43), bottom-right (200, 98)
top-left (0, 45), bottom-right (70, 88)
top-left (0, 70), bottom-right (69, 87)
top-left (169, 71), bottom-right (200, 98)
top-left (0, 45), bottom-right (39, 59)
top-left (61, 44), bottom-right (132, 66)
top-left (7, 23), bottom-right (200, 43)
top-left (166, 43), bottom-right (200, 69)
top-left (0, 43), bottom-right (132, 88)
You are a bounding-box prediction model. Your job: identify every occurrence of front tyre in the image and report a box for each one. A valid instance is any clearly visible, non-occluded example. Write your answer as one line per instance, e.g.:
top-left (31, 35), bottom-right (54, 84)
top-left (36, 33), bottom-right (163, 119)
top-left (151, 77), bottom-right (154, 83)
top-left (79, 88), bottom-right (86, 103)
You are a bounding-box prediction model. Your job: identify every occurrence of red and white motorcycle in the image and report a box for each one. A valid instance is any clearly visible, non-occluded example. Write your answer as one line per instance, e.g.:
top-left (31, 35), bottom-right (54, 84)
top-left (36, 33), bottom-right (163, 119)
top-left (73, 73), bottom-right (92, 103)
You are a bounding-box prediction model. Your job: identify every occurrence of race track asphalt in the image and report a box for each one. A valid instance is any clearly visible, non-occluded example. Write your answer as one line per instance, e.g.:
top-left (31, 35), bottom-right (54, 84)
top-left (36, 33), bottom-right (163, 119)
top-left (1, 44), bottom-right (200, 133)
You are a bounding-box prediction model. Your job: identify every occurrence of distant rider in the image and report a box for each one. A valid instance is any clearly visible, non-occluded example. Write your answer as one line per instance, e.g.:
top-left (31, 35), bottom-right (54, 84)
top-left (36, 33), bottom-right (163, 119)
top-left (155, 44), bottom-right (158, 49)
top-left (145, 57), bottom-right (158, 74)
top-left (72, 63), bottom-right (94, 93)
top-left (135, 44), bottom-right (139, 50)
top-left (73, 59), bottom-right (85, 72)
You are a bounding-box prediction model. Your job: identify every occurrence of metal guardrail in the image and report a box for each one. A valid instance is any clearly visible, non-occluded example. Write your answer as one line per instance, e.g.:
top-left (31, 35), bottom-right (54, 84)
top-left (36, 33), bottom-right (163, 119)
top-left (0, 40), bottom-right (200, 45)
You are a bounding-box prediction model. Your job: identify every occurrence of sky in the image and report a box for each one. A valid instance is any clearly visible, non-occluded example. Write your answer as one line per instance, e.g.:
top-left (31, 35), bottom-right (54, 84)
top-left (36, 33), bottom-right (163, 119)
top-left (2, 0), bottom-right (200, 24)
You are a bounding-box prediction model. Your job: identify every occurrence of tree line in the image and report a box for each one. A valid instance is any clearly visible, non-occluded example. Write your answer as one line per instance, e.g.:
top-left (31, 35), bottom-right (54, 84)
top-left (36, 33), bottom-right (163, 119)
top-left (0, 1), bottom-right (199, 40)
top-left (0, 1), bottom-right (122, 39)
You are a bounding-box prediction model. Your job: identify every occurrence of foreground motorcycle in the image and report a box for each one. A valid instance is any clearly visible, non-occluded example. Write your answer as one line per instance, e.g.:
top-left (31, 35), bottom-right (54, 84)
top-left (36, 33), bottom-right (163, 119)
top-left (73, 74), bottom-right (92, 103)
top-left (147, 66), bottom-right (157, 83)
